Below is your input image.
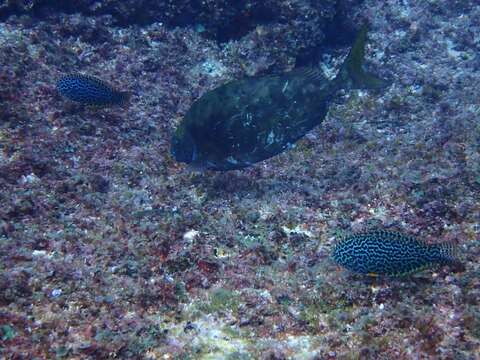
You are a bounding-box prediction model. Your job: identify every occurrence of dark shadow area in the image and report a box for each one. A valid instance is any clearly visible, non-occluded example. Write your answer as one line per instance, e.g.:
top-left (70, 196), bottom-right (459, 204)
top-left (0, 0), bottom-right (364, 46)
top-left (0, 0), bottom-right (279, 42)
top-left (295, 1), bottom-right (364, 67)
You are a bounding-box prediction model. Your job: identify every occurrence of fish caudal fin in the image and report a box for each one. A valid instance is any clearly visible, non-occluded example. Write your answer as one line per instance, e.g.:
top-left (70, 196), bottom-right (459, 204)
top-left (338, 24), bottom-right (389, 91)
top-left (433, 241), bottom-right (465, 272)
top-left (119, 91), bottom-right (132, 106)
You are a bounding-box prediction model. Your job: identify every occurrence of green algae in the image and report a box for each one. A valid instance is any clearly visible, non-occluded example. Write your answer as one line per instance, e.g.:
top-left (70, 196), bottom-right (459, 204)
top-left (299, 297), bottom-right (352, 332)
top-left (298, 281), bottom-right (354, 333)
top-left (199, 288), bottom-right (241, 314)
top-left (163, 312), bottom-right (252, 359)
top-left (464, 309), bottom-right (480, 339)
top-left (1, 324), bottom-right (16, 341)
top-left (55, 345), bottom-right (71, 358)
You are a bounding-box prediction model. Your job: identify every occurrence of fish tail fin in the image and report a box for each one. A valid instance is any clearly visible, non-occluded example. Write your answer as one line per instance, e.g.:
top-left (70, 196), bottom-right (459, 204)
top-left (118, 91), bottom-right (132, 107)
top-left (433, 241), bottom-right (465, 272)
top-left (337, 24), bottom-right (390, 91)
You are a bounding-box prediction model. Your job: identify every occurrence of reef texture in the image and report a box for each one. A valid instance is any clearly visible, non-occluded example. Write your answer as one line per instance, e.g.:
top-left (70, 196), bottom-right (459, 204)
top-left (0, 0), bottom-right (353, 44)
top-left (0, 0), bottom-right (479, 358)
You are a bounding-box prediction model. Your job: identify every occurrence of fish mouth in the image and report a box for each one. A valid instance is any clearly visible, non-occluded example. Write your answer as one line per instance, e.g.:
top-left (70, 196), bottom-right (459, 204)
top-left (171, 134), bottom-right (197, 164)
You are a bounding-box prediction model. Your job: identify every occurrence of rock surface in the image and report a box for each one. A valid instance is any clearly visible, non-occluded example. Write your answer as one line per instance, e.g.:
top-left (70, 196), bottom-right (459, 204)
top-left (0, 0), bottom-right (479, 358)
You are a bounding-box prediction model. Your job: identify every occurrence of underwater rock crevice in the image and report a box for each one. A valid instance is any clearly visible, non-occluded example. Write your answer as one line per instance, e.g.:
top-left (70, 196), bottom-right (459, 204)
top-left (0, 0), bottom-right (363, 45)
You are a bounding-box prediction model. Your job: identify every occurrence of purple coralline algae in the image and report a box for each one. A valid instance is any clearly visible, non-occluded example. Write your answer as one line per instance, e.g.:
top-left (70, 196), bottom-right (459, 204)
top-left (0, 0), bottom-right (479, 358)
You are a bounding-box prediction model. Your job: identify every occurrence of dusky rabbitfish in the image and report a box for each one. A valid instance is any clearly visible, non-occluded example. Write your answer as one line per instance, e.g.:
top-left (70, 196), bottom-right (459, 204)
top-left (332, 230), bottom-right (462, 276)
top-left (171, 25), bottom-right (389, 171)
top-left (57, 73), bottom-right (130, 106)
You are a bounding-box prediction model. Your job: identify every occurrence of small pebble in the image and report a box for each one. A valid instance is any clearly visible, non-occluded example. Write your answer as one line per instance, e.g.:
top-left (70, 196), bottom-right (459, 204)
top-left (183, 229), bottom-right (199, 241)
top-left (51, 289), bottom-right (62, 297)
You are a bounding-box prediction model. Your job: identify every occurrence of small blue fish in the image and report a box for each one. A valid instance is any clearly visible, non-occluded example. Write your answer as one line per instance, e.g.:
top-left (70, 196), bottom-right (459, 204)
top-left (57, 74), bottom-right (129, 106)
top-left (332, 230), bottom-right (462, 276)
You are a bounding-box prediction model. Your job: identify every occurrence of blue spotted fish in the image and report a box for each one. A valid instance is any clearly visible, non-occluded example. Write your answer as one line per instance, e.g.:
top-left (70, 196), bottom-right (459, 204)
top-left (332, 230), bottom-right (462, 276)
top-left (57, 74), bottom-right (130, 106)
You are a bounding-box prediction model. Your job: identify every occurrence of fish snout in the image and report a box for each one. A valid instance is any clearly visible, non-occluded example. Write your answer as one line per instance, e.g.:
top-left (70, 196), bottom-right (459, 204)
top-left (171, 133), bottom-right (197, 164)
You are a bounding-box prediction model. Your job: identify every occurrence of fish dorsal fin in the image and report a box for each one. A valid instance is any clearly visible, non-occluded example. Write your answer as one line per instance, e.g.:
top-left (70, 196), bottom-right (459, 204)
top-left (370, 229), bottom-right (422, 242)
top-left (286, 67), bottom-right (326, 82)
top-left (343, 229), bottom-right (423, 244)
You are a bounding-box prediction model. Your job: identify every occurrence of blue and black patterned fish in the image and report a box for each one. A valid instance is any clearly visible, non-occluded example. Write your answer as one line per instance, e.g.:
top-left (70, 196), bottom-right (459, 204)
top-left (57, 74), bottom-right (130, 106)
top-left (171, 25), bottom-right (389, 171)
top-left (332, 230), bottom-right (463, 276)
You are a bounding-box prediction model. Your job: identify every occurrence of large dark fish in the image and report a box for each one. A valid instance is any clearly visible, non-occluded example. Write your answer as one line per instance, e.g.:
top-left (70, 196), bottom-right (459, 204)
top-left (332, 230), bottom-right (463, 276)
top-left (171, 26), bottom-right (389, 171)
